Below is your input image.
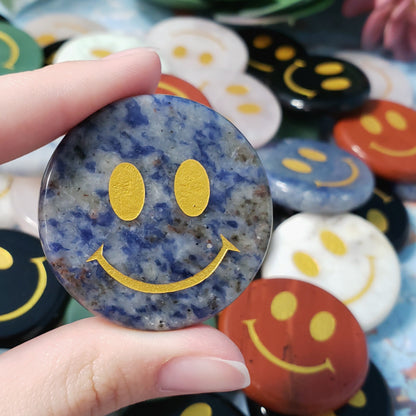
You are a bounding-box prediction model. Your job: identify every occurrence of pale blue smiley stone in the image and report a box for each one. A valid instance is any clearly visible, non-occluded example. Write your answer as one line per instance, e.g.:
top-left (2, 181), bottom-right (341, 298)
top-left (257, 138), bottom-right (375, 214)
top-left (39, 94), bottom-right (272, 330)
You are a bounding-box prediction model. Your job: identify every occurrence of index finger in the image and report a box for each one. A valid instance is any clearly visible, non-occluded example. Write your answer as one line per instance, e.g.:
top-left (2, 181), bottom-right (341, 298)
top-left (0, 48), bottom-right (161, 164)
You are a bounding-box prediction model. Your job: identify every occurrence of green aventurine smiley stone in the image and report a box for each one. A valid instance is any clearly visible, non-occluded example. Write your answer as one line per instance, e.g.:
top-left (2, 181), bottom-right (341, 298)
top-left (0, 22), bottom-right (42, 75)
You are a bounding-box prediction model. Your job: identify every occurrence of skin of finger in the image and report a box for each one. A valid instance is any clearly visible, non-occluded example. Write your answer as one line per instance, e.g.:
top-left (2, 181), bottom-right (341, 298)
top-left (0, 317), bottom-right (245, 416)
top-left (0, 49), bottom-right (161, 164)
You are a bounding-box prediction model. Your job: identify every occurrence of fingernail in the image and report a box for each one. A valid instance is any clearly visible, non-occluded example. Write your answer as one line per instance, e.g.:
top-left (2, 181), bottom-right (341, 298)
top-left (102, 47), bottom-right (158, 60)
top-left (157, 356), bottom-right (250, 394)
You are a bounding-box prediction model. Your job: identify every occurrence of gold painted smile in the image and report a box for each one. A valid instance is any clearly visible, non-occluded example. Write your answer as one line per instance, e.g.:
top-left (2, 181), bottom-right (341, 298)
top-left (0, 255), bottom-right (47, 322)
top-left (87, 235), bottom-right (239, 294)
top-left (243, 319), bottom-right (335, 374)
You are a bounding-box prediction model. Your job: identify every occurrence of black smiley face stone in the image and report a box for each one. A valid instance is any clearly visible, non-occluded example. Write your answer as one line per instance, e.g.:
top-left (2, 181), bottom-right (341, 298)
top-left (353, 178), bottom-right (409, 252)
top-left (246, 361), bottom-right (393, 416)
top-left (235, 27), bottom-right (307, 89)
top-left (122, 393), bottom-right (246, 416)
top-left (0, 229), bottom-right (69, 348)
top-left (274, 55), bottom-right (370, 113)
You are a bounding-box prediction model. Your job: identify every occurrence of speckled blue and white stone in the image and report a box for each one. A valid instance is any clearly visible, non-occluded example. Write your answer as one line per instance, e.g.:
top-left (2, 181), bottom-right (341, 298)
top-left (395, 181), bottom-right (416, 202)
top-left (257, 138), bottom-right (375, 214)
top-left (39, 94), bottom-right (272, 331)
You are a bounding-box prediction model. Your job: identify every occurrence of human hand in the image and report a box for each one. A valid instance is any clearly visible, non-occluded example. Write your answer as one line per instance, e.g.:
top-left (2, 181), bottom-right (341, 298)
top-left (0, 49), bottom-right (250, 416)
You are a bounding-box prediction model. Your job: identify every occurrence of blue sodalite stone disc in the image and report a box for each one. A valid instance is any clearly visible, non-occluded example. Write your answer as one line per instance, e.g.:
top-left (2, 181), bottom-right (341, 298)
top-left (39, 94), bottom-right (272, 330)
top-left (257, 138), bottom-right (374, 214)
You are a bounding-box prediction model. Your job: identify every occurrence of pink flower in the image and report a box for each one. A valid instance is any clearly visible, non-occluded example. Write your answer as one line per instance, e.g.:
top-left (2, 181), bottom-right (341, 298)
top-left (342, 0), bottom-right (416, 61)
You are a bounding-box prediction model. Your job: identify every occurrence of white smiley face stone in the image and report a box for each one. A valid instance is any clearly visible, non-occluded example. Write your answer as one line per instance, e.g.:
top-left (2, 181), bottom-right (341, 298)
top-left (262, 212), bottom-right (401, 332)
top-left (145, 17), bottom-right (248, 76)
top-left (52, 32), bottom-right (147, 63)
top-left (198, 71), bottom-right (281, 148)
top-left (23, 13), bottom-right (107, 47)
top-left (0, 175), bottom-right (14, 228)
top-left (336, 51), bottom-right (413, 107)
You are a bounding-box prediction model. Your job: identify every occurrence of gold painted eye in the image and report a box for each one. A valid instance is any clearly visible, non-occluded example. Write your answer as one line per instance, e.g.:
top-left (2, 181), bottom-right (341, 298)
top-left (109, 163), bottom-right (145, 221)
top-left (309, 311), bottom-right (336, 342)
top-left (226, 84), bottom-right (249, 95)
top-left (298, 148), bottom-right (327, 162)
top-left (367, 209), bottom-right (389, 233)
top-left (199, 52), bottom-right (213, 65)
top-left (320, 230), bottom-right (347, 256)
top-left (293, 251), bottom-right (319, 277)
top-left (275, 45), bottom-right (296, 61)
top-left (385, 110), bottom-right (407, 131)
top-left (271, 291), bottom-right (297, 321)
top-left (282, 158), bottom-right (312, 174)
top-left (36, 33), bottom-right (56, 46)
top-left (173, 45), bottom-right (187, 58)
top-left (360, 115), bottom-right (383, 135)
top-left (253, 34), bottom-right (272, 49)
top-left (237, 103), bottom-right (262, 114)
top-left (0, 247), bottom-right (13, 270)
top-left (174, 159), bottom-right (210, 217)
top-left (91, 49), bottom-right (112, 58)
top-left (315, 62), bottom-right (344, 76)
top-left (180, 403), bottom-right (212, 416)
top-left (321, 77), bottom-right (351, 91)
top-left (348, 390), bottom-right (367, 408)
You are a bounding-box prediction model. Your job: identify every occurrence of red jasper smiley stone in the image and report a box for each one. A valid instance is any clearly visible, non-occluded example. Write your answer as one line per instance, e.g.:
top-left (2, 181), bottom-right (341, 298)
top-left (156, 73), bottom-right (211, 108)
top-left (218, 278), bottom-right (368, 415)
top-left (334, 100), bottom-right (416, 182)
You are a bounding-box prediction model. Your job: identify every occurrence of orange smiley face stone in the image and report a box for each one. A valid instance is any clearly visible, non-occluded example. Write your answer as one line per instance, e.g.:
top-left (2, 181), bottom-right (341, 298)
top-left (334, 100), bottom-right (416, 182)
top-left (218, 278), bottom-right (368, 415)
top-left (156, 74), bottom-right (212, 108)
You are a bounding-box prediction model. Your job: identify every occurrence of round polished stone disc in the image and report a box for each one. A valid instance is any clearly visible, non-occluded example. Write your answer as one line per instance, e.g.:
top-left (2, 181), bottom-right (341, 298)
top-left (336, 50), bottom-right (413, 107)
top-left (23, 13), bottom-right (106, 47)
top-left (0, 229), bottom-right (69, 348)
top-left (122, 393), bottom-right (246, 415)
top-left (261, 213), bottom-right (401, 332)
top-left (334, 99), bottom-right (416, 182)
top-left (198, 71), bottom-right (282, 149)
top-left (246, 361), bottom-right (393, 416)
top-left (0, 22), bottom-right (43, 75)
top-left (235, 27), bottom-right (307, 91)
top-left (218, 278), bottom-right (368, 415)
top-left (273, 55), bottom-right (370, 113)
top-left (52, 31), bottom-right (146, 63)
top-left (353, 179), bottom-right (409, 252)
top-left (39, 94), bottom-right (272, 331)
top-left (145, 16), bottom-right (248, 76)
top-left (257, 138), bottom-right (374, 214)
top-left (155, 73), bottom-right (212, 107)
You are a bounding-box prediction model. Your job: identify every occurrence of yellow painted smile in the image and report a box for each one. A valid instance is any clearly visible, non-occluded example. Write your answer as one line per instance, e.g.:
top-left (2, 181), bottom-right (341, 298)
top-left (369, 142), bottom-right (416, 157)
top-left (314, 158), bottom-right (359, 188)
top-left (0, 30), bottom-right (20, 70)
top-left (284, 59), bottom-right (317, 99)
top-left (343, 256), bottom-right (375, 305)
top-left (243, 319), bottom-right (335, 374)
top-left (87, 234), bottom-right (239, 294)
top-left (0, 257), bottom-right (48, 322)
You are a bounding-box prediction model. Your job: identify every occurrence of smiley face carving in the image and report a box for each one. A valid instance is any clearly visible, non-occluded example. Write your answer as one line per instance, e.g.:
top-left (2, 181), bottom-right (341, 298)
top-left (87, 161), bottom-right (240, 294)
top-left (218, 278), bottom-right (369, 415)
top-left (39, 94), bottom-right (272, 330)
top-left (146, 17), bottom-right (248, 77)
top-left (257, 138), bottom-right (374, 214)
top-left (273, 55), bottom-right (370, 113)
top-left (334, 100), bottom-right (416, 181)
top-left (261, 213), bottom-right (401, 332)
top-left (0, 229), bottom-right (69, 347)
top-left (235, 27), bottom-right (307, 88)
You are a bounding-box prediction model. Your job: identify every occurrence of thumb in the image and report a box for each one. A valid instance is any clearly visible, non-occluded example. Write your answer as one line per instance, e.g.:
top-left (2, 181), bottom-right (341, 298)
top-left (0, 317), bottom-right (250, 416)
